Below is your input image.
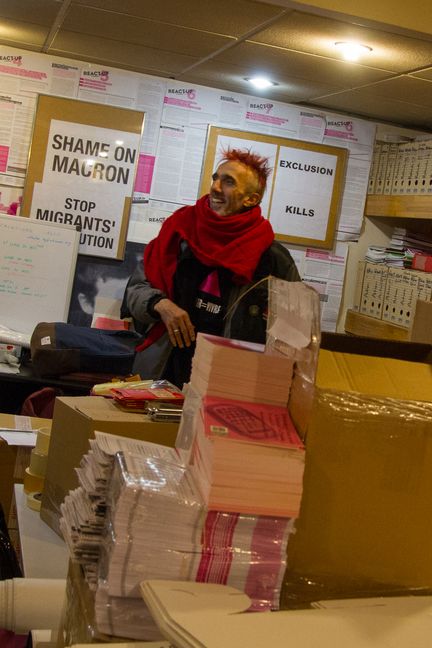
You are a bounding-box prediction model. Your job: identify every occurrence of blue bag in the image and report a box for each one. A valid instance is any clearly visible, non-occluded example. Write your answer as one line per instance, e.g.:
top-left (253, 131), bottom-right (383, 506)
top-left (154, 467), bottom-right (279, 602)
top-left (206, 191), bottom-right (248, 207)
top-left (30, 322), bottom-right (141, 377)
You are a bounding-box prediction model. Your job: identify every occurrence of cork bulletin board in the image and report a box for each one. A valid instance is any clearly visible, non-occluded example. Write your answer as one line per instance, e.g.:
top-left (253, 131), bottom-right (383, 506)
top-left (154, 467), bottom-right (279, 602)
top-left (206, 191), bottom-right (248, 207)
top-left (200, 126), bottom-right (347, 249)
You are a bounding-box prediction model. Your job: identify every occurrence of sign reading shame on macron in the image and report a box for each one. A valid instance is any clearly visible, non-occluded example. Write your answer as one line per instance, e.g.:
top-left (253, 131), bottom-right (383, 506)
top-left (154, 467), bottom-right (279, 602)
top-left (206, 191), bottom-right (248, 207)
top-left (30, 119), bottom-right (141, 258)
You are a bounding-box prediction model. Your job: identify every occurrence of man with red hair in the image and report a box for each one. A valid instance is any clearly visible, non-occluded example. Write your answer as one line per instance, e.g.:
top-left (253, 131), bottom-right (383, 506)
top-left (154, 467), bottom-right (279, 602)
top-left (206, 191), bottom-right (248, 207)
top-left (122, 148), bottom-right (300, 387)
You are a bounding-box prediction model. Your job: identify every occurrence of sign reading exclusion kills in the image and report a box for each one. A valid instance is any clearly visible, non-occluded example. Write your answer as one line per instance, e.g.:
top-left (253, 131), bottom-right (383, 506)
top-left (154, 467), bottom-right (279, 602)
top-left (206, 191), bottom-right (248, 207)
top-left (21, 96), bottom-right (144, 259)
top-left (201, 126), bottom-right (347, 249)
top-left (270, 146), bottom-right (338, 243)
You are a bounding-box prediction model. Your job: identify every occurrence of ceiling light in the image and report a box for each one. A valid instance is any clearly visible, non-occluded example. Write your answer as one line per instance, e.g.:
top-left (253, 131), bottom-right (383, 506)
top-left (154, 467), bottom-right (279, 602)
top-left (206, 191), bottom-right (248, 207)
top-left (334, 41), bottom-right (372, 62)
top-left (245, 76), bottom-right (278, 90)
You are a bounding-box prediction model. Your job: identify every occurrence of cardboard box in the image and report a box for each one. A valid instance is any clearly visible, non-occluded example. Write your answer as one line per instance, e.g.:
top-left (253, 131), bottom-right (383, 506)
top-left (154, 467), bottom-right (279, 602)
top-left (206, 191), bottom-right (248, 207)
top-left (40, 396), bottom-right (179, 535)
top-left (0, 413), bottom-right (51, 521)
top-left (321, 331), bottom-right (432, 362)
top-left (282, 349), bottom-right (432, 607)
top-left (410, 299), bottom-right (432, 344)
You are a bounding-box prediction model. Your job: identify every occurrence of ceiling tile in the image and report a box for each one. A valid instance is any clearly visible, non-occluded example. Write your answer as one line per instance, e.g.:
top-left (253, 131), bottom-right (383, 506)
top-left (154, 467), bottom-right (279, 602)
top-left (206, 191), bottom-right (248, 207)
top-left (178, 59), bottom-right (344, 102)
top-left (70, 0), bottom-right (286, 37)
top-left (350, 76), bottom-right (432, 107)
top-left (215, 42), bottom-right (395, 88)
top-left (0, 0), bottom-right (432, 133)
top-left (410, 67), bottom-right (432, 81)
top-left (49, 31), bottom-right (198, 75)
top-left (62, 6), bottom-right (235, 57)
top-left (0, 0), bottom-right (61, 26)
top-left (250, 10), bottom-right (432, 73)
top-left (312, 89), bottom-right (432, 130)
top-left (0, 19), bottom-right (48, 48)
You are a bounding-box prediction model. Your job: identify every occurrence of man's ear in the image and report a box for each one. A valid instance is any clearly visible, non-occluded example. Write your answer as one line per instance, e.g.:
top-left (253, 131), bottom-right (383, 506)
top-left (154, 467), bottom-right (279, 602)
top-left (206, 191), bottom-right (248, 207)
top-left (244, 192), bottom-right (261, 208)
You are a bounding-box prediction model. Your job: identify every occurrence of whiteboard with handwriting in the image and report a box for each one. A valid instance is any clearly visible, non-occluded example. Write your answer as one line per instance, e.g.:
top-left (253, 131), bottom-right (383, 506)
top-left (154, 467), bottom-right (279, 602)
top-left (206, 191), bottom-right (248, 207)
top-left (0, 215), bottom-right (79, 334)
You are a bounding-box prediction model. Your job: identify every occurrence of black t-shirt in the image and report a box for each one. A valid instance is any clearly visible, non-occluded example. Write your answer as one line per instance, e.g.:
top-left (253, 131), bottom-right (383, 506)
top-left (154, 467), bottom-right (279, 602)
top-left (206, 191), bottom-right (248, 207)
top-left (163, 259), bottom-right (233, 388)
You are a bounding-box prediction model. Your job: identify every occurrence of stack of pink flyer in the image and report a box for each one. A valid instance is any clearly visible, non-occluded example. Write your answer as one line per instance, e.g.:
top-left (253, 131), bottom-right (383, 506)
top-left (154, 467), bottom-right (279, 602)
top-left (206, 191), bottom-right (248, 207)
top-left (191, 395), bottom-right (305, 517)
top-left (189, 333), bottom-right (295, 407)
top-left (100, 450), bottom-right (294, 613)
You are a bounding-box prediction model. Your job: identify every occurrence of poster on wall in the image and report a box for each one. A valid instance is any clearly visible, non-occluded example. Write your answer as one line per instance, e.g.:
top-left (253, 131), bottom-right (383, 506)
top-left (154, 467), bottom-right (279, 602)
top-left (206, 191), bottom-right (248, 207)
top-left (21, 95), bottom-right (144, 259)
top-left (200, 126), bottom-right (347, 249)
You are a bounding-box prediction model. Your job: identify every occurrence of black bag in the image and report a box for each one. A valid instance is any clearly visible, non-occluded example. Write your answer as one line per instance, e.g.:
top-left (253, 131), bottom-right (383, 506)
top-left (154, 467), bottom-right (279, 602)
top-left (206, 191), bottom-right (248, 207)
top-left (30, 322), bottom-right (142, 377)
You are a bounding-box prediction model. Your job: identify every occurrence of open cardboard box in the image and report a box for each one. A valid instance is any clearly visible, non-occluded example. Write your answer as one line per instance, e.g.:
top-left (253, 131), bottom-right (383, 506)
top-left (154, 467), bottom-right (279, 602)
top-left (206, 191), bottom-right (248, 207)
top-left (282, 346), bottom-right (432, 606)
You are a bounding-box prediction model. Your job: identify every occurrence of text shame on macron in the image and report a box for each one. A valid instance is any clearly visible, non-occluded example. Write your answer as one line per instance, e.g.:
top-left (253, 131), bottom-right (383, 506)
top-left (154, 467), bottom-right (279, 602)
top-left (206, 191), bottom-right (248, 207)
top-left (34, 134), bottom-right (137, 250)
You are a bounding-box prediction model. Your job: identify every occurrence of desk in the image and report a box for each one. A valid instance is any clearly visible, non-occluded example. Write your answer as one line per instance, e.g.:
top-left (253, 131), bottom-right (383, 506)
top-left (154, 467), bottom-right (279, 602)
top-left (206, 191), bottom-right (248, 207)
top-left (0, 365), bottom-right (91, 414)
top-left (14, 484), bottom-right (69, 578)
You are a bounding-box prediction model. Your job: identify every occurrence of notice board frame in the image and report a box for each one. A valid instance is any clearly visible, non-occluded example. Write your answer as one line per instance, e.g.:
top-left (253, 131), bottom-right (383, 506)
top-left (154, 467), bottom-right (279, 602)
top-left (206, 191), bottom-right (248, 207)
top-left (200, 126), bottom-right (347, 249)
top-left (21, 94), bottom-right (144, 260)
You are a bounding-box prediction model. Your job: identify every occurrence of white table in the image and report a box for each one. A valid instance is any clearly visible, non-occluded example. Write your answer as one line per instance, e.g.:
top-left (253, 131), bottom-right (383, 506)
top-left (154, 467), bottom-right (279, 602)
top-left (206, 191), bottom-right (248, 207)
top-left (14, 484), bottom-right (69, 578)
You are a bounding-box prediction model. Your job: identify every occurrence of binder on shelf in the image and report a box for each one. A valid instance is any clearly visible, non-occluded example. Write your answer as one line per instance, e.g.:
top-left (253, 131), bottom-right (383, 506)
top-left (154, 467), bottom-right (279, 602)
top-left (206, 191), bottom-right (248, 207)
top-left (405, 141), bottom-right (421, 194)
top-left (374, 142), bottom-right (390, 194)
top-left (390, 142), bottom-right (403, 195)
top-left (382, 267), bottom-right (407, 325)
top-left (367, 142), bottom-right (381, 194)
top-left (392, 141), bottom-right (411, 195)
top-left (416, 271), bottom-right (432, 301)
top-left (360, 263), bottom-right (388, 319)
top-left (413, 140), bottom-right (429, 194)
top-left (352, 260), bottom-right (366, 311)
top-left (424, 141), bottom-right (432, 194)
top-left (383, 142), bottom-right (399, 195)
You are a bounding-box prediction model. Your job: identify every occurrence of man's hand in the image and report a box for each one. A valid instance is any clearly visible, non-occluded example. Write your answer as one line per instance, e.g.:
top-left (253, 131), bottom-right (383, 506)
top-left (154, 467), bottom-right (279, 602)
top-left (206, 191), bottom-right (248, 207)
top-left (153, 298), bottom-right (196, 348)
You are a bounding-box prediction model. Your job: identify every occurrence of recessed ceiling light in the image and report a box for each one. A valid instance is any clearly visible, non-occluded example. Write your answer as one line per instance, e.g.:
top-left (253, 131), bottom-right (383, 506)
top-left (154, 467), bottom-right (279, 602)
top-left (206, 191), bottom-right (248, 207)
top-left (334, 41), bottom-right (372, 62)
top-left (245, 76), bottom-right (278, 90)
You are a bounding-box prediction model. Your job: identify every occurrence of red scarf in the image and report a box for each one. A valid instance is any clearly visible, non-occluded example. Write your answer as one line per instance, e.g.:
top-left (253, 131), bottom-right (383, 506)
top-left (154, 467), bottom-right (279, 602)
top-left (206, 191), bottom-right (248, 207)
top-left (137, 194), bottom-right (274, 351)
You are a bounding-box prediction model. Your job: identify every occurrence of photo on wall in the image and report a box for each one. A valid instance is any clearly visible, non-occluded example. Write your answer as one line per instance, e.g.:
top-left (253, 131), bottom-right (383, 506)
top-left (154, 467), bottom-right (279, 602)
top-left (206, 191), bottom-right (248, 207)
top-left (68, 240), bottom-right (144, 328)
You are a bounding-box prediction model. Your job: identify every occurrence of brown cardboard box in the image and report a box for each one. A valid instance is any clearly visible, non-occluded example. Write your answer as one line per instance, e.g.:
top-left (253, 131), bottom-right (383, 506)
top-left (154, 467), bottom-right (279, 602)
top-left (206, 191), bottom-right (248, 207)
top-left (282, 349), bottom-right (432, 607)
top-left (410, 299), bottom-right (432, 344)
top-left (40, 396), bottom-right (179, 535)
top-left (0, 414), bottom-right (51, 521)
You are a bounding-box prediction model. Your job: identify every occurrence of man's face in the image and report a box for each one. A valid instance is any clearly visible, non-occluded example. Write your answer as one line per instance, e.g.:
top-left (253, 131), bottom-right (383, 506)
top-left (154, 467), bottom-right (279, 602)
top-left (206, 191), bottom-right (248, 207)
top-left (209, 160), bottom-right (260, 216)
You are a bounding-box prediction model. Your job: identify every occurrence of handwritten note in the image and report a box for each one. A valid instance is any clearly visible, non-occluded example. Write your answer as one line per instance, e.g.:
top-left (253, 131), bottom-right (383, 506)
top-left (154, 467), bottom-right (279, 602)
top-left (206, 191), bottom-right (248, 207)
top-left (0, 214), bottom-right (79, 333)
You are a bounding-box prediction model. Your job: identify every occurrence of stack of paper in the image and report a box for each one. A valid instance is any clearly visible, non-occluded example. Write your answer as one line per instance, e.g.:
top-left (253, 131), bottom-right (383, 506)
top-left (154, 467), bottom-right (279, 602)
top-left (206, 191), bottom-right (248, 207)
top-left (60, 432), bottom-right (183, 641)
top-left (189, 395), bottom-right (305, 517)
top-left (388, 226), bottom-right (432, 268)
top-left (60, 430), bottom-right (295, 642)
top-left (94, 580), bottom-right (164, 641)
top-left (101, 450), bottom-right (294, 611)
top-left (190, 333), bottom-right (294, 407)
top-left (60, 431), bottom-right (182, 587)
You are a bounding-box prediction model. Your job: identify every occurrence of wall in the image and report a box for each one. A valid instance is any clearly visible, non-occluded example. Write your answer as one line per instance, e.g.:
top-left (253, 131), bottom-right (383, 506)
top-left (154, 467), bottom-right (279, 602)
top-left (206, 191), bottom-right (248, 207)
top-left (0, 43), bottom-right (427, 334)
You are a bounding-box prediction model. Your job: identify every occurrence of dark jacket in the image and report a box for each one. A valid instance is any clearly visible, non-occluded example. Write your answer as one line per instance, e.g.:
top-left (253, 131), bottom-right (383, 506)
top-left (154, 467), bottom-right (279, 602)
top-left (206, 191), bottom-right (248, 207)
top-left (121, 240), bottom-right (300, 379)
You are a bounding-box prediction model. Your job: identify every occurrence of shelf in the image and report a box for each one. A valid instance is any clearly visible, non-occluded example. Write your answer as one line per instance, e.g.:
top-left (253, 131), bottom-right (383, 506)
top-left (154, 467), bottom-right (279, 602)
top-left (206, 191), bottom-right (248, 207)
top-left (344, 309), bottom-right (409, 341)
top-left (365, 195), bottom-right (432, 219)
